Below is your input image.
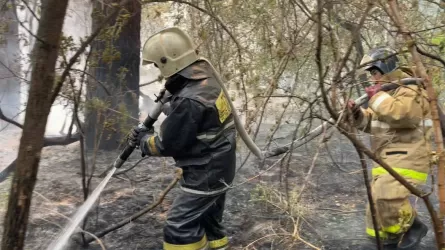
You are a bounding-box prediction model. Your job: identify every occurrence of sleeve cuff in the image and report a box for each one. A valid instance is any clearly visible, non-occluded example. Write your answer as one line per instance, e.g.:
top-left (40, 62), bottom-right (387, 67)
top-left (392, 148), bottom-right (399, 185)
top-left (369, 92), bottom-right (391, 111)
top-left (147, 136), bottom-right (162, 156)
top-left (356, 108), bottom-right (369, 128)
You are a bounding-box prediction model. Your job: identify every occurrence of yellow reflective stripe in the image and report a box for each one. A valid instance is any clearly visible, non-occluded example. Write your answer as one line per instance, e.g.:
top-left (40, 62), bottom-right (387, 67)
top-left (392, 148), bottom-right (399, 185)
top-left (209, 236), bottom-right (229, 249)
top-left (366, 228), bottom-right (388, 239)
top-left (164, 235), bottom-right (208, 250)
top-left (147, 136), bottom-right (160, 156)
top-left (370, 92), bottom-right (391, 111)
top-left (383, 224), bottom-right (401, 234)
top-left (367, 224), bottom-right (403, 237)
top-left (372, 167), bottom-right (428, 182)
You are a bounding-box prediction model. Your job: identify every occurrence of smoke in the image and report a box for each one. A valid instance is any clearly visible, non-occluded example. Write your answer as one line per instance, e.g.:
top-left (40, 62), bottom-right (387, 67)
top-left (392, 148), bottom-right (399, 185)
top-left (0, 4), bottom-right (21, 130)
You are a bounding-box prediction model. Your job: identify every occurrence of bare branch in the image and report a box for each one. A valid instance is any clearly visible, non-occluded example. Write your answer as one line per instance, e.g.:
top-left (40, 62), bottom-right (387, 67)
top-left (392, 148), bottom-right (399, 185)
top-left (0, 108), bottom-right (23, 129)
top-left (351, 127), bottom-right (382, 250)
top-left (50, 0), bottom-right (134, 105)
top-left (20, 0), bottom-right (40, 22)
top-left (417, 46), bottom-right (445, 68)
top-left (0, 132), bottom-right (81, 183)
top-left (83, 168), bottom-right (183, 244)
top-left (68, 68), bottom-right (112, 96)
top-left (10, 0), bottom-right (46, 45)
top-left (0, 59), bottom-right (29, 83)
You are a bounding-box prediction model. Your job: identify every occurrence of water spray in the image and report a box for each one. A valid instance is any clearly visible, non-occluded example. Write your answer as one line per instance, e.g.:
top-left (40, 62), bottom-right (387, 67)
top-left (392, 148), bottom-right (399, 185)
top-left (46, 89), bottom-right (172, 250)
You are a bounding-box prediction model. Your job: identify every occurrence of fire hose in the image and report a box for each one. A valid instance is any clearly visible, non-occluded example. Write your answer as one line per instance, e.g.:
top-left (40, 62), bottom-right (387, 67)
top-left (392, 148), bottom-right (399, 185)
top-left (46, 70), bottom-right (425, 249)
top-left (266, 77), bottom-right (428, 157)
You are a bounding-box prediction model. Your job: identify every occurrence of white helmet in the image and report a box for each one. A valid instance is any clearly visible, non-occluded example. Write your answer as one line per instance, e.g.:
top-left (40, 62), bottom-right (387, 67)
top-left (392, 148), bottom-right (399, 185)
top-left (142, 27), bottom-right (199, 78)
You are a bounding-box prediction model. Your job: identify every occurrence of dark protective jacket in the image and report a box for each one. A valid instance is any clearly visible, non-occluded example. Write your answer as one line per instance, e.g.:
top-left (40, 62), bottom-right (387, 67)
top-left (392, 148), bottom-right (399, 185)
top-left (142, 60), bottom-right (237, 195)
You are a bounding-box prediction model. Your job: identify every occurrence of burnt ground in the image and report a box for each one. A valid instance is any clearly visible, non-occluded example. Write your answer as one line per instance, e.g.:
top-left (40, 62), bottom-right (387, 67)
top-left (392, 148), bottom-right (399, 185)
top-left (0, 124), bottom-right (439, 250)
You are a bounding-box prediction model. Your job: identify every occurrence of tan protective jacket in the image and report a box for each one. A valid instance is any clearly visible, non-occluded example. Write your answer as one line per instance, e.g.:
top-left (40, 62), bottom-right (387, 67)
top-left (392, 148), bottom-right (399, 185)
top-left (355, 69), bottom-right (433, 182)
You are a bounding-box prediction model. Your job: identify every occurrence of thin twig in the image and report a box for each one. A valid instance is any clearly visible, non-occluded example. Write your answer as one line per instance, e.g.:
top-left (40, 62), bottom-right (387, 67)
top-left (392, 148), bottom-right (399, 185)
top-left (0, 107), bottom-right (23, 129)
top-left (0, 60), bottom-right (29, 83)
top-left (10, 0), bottom-right (46, 45)
top-left (416, 46), bottom-right (445, 68)
top-left (50, 0), bottom-right (134, 105)
top-left (114, 157), bottom-right (149, 176)
top-left (296, 125), bottom-right (331, 203)
top-left (244, 233), bottom-right (291, 249)
top-left (79, 230), bottom-right (107, 250)
top-left (20, 0), bottom-right (40, 21)
top-left (233, 153), bottom-right (289, 188)
top-left (352, 127), bottom-right (382, 250)
top-left (84, 168), bottom-right (183, 243)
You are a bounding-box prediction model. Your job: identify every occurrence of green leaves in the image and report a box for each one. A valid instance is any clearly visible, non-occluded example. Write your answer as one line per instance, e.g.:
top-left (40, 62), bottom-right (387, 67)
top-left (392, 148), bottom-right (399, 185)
top-left (431, 34), bottom-right (445, 52)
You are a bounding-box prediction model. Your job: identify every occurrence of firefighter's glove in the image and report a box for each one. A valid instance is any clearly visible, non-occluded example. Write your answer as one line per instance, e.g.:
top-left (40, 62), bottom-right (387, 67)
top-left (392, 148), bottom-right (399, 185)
top-left (346, 100), bottom-right (361, 121)
top-left (365, 84), bottom-right (382, 99)
top-left (127, 126), bottom-right (154, 149)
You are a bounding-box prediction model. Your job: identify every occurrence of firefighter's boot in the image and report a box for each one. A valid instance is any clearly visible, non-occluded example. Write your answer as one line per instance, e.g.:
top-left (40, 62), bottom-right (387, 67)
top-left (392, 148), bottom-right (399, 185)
top-left (397, 217), bottom-right (428, 250)
top-left (362, 241), bottom-right (398, 250)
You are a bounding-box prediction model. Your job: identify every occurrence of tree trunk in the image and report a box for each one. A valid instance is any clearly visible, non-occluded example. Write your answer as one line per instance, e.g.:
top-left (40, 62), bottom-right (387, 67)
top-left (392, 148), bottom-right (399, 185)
top-left (1, 0), bottom-right (69, 249)
top-left (85, 0), bottom-right (141, 151)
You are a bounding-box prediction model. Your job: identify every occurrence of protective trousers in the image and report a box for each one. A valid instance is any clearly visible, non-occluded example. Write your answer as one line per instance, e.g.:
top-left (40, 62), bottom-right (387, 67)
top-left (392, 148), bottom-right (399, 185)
top-left (365, 172), bottom-right (425, 240)
top-left (163, 191), bottom-right (229, 250)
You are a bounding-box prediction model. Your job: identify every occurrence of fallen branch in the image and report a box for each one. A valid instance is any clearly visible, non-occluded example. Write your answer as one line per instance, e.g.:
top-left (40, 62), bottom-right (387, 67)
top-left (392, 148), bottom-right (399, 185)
top-left (0, 107), bottom-right (80, 183)
top-left (0, 133), bottom-right (81, 183)
top-left (84, 168), bottom-right (183, 244)
top-left (43, 133), bottom-right (81, 147)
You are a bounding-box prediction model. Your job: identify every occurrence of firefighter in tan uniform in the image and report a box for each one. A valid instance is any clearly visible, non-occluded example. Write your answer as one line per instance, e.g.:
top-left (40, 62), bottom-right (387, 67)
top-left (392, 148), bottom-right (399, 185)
top-left (349, 47), bottom-right (431, 249)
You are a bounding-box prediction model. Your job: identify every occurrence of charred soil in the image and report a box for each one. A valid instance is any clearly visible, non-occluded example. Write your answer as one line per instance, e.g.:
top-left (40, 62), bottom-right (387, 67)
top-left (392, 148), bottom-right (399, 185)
top-left (0, 125), bottom-right (438, 250)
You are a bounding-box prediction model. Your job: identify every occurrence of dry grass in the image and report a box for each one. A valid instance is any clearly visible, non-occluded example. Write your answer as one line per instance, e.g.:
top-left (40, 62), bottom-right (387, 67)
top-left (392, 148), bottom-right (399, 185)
top-left (247, 183), bottom-right (320, 249)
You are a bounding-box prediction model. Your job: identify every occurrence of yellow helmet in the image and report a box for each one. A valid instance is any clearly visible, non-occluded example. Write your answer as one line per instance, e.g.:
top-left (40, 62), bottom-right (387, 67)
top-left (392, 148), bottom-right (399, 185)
top-left (142, 27), bottom-right (199, 78)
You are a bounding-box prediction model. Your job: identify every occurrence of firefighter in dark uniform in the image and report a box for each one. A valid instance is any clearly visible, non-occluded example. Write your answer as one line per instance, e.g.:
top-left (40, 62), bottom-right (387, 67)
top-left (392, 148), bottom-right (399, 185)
top-left (128, 27), bottom-right (235, 250)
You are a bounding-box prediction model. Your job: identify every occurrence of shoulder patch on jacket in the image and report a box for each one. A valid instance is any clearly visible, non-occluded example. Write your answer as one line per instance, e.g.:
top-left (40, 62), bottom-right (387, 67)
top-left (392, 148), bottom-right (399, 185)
top-left (215, 90), bottom-right (232, 123)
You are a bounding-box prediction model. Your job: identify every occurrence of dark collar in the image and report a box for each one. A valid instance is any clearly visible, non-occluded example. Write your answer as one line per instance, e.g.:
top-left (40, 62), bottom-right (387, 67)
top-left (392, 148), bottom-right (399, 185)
top-left (177, 60), bottom-right (211, 80)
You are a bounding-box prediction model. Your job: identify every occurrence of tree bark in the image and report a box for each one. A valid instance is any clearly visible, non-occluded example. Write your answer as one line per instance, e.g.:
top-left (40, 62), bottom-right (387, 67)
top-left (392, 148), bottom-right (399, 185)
top-left (86, 0), bottom-right (141, 151)
top-left (1, 0), bottom-right (69, 249)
